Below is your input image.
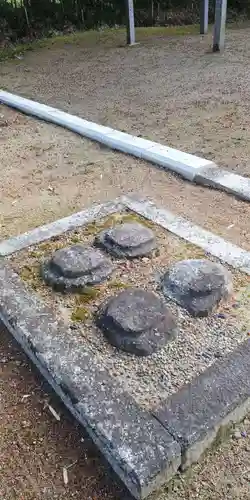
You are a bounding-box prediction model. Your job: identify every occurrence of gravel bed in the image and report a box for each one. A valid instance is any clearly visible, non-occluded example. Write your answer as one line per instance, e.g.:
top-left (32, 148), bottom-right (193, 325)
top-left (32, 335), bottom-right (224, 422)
top-left (9, 212), bottom-right (250, 410)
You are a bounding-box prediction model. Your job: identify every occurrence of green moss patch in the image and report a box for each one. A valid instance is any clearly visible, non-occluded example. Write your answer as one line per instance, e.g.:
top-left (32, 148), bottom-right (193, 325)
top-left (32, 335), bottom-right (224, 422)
top-left (71, 306), bottom-right (91, 322)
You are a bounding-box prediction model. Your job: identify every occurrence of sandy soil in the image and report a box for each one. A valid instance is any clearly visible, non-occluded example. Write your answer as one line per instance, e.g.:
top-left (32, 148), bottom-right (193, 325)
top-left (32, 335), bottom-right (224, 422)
top-left (0, 326), bottom-right (128, 500)
top-left (0, 106), bottom-right (250, 251)
top-left (1, 28), bottom-right (250, 500)
top-left (1, 326), bottom-right (250, 500)
top-left (0, 107), bottom-right (250, 500)
top-left (1, 29), bottom-right (250, 175)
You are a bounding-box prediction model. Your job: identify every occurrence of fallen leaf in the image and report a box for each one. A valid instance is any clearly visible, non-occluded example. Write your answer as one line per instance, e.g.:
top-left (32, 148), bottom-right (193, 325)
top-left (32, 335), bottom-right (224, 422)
top-left (48, 404), bottom-right (60, 421)
top-left (63, 467), bottom-right (69, 485)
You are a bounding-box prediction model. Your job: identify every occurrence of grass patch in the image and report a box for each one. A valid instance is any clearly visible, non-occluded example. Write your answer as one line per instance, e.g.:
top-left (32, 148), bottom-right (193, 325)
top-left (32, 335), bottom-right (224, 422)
top-left (0, 39), bottom-right (48, 62)
top-left (2, 22), bottom-right (250, 63)
top-left (0, 25), bottom-right (200, 62)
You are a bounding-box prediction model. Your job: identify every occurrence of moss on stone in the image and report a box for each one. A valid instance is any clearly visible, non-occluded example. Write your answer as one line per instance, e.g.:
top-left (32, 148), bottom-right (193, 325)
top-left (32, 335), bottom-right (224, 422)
top-left (108, 280), bottom-right (131, 290)
top-left (170, 241), bottom-right (206, 263)
top-left (81, 211), bottom-right (155, 237)
top-left (76, 286), bottom-right (101, 304)
top-left (20, 265), bottom-right (33, 280)
top-left (71, 306), bottom-right (90, 322)
top-left (121, 212), bottom-right (155, 229)
top-left (83, 222), bottom-right (98, 235)
top-left (71, 236), bottom-right (81, 244)
top-left (20, 264), bottom-right (40, 282)
top-left (39, 242), bottom-right (53, 251)
top-left (28, 250), bottom-right (43, 258)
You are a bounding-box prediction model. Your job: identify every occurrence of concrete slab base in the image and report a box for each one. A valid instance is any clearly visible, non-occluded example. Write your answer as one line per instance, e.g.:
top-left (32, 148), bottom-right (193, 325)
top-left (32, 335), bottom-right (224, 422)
top-left (0, 196), bottom-right (250, 498)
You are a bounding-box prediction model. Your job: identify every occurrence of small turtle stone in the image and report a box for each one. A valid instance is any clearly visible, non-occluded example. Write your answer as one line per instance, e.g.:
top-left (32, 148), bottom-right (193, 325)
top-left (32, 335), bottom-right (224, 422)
top-left (95, 222), bottom-right (156, 258)
top-left (41, 244), bottom-right (113, 292)
top-left (162, 259), bottom-right (233, 317)
top-left (97, 288), bottom-right (178, 356)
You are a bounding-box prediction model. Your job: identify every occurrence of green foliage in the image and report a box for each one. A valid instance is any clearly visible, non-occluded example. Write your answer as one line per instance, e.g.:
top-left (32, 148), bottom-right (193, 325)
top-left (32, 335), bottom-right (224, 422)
top-left (0, 0), bottom-right (248, 48)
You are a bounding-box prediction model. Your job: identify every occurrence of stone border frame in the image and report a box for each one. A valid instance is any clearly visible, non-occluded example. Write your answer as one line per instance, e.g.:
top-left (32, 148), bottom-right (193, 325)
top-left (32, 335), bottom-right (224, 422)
top-left (1, 195), bottom-right (250, 274)
top-left (0, 195), bottom-right (250, 499)
top-left (1, 91), bottom-right (250, 202)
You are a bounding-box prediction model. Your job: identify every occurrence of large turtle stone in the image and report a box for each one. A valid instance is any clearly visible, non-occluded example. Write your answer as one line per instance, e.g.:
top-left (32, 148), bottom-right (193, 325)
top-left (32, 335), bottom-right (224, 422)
top-left (97, 287), bottom-right (178, 356)
top-left (162, 259), bottom-right (233, 317)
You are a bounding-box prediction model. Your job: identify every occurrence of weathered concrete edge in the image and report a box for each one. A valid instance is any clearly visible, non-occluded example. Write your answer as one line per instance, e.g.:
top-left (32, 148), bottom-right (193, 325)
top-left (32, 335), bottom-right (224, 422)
top-left (1, 90), bottom-right (250, 200)
top-left (1, 195), bottom-right (250, 275)
top-left (195, 165), bottom-right (250, 202)
top-left (0, 261), bottom-right (181, 499)
top-left (121, 196), bottom-right (250, 274)
top-left (0, 199), bottom-right (123, 256)
top-left (153, 338), bottom-right (250, 470)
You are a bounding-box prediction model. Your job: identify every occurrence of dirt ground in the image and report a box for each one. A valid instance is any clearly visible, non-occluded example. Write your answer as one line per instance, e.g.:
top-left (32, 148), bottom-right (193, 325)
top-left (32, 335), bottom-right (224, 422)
top-left (0, 327), bottom-right (129, 500)
top-left (0, 106), bottom-right (250, 250)
top-left (1, 325), bottom-right (250, 500)
top-left (1, 28), bottom-right (250, 176)
top-left (1, 27), bottom-right (250, 500)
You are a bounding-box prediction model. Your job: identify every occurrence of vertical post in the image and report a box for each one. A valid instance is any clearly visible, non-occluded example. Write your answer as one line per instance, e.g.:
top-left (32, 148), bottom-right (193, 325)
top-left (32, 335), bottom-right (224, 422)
top-left (213, 0), bottom-right (227, 52)
top-left (126, 0), bottom-right (136, 45)
top-left (200, 0), bottom-right (209, 35)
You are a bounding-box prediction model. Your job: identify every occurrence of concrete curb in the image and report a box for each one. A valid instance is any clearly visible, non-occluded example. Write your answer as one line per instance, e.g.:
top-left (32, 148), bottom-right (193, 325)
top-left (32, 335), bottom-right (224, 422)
top-left (1, 195), bottom-right (250, 498)
top-left (154, 338), bottom-right (250, 470)
top-left (1, 90), bottom-right (250, 200)
top-left (195, 165), bottom-right (250, 202)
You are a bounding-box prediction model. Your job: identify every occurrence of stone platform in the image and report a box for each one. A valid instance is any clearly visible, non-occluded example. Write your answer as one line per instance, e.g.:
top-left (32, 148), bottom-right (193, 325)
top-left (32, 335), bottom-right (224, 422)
top-left (0, 195), bottom-right (249, 499)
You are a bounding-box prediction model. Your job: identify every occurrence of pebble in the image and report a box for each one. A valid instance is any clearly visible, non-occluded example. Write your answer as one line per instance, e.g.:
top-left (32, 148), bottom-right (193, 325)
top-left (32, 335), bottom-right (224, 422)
top-left (70, 324), bottom-right (78, 330)
top-left (21, 420), bottom-right (31, 428)
top-left (217, 313), bottom-right (226, 319)
top-left (232, 302), bottom-right (240, 309)
top-left (202, 352), bottom-right (212, 359)
top-left (233, 430), bottom-right (242, 440)
top-left (214, 350), bottom-right (223, 359)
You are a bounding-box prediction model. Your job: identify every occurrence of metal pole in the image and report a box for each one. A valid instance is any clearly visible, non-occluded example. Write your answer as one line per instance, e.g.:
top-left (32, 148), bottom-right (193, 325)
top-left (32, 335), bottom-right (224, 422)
top-left (200, 0), bottom-right (209, 34)
top-left (126, 0), bottom-right (136, 45)
top-left (213, 0), bottom-right (227, 52)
